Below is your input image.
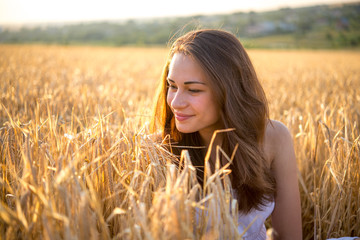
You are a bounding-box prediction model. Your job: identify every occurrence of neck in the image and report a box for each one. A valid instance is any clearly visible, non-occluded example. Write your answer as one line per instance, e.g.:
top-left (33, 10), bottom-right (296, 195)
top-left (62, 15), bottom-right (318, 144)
top-left (199, 129), bottom-right (223, 149)
top-left (199, 130), bottom-right (225, 173)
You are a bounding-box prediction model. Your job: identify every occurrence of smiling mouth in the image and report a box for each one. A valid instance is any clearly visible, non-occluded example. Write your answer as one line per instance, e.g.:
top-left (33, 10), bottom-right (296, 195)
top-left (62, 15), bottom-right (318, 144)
top-left (174, 113), bottom-right (193, 121)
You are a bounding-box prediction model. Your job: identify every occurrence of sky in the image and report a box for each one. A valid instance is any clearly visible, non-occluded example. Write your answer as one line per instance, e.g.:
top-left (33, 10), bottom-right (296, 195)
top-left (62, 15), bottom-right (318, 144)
top-left (0, 0), bottom-right (358, 26)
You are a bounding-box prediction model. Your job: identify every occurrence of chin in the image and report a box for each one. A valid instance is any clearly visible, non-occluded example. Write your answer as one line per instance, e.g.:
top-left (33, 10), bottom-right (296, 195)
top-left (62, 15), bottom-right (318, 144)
top-left (175, 126), bottom-right (196, 134)
top-left (177, 129), bottom-right (195, 134)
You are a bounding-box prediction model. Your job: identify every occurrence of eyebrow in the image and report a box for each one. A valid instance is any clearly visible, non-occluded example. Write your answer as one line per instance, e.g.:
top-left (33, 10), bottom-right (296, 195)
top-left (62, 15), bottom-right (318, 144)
top-left (167, 78), bottom-right (206, 85)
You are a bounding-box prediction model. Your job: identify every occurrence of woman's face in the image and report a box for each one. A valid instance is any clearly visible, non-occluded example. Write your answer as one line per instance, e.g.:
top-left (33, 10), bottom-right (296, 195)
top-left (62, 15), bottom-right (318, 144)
top-left (166, 53), bottom-right (223, 141)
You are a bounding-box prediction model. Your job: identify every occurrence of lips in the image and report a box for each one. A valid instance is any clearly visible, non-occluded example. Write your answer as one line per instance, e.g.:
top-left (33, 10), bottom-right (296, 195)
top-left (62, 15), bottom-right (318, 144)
top-left (174, 112), bottom-right (193, 121)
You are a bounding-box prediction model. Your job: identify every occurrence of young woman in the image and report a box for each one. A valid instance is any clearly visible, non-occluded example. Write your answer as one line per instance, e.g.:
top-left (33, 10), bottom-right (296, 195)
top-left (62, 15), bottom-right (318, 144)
top-left (151, 29), bottom-right (302, 239)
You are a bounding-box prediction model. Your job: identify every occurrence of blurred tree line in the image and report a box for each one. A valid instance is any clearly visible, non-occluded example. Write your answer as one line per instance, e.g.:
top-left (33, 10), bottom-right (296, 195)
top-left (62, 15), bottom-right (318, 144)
top-left (0, 2), bottom-right (359, 48)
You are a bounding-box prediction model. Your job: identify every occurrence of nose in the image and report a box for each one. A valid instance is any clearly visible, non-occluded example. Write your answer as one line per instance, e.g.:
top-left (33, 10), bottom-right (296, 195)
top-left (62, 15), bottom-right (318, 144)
top-left (169, 90), bottom-right (187, 110)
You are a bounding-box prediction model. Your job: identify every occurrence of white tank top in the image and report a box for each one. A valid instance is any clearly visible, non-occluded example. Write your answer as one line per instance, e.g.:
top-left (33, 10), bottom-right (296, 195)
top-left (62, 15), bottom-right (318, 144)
top-left (195, 199), bottom-right (275, 239)
top-left (237, 200), bottom-right (275, 240)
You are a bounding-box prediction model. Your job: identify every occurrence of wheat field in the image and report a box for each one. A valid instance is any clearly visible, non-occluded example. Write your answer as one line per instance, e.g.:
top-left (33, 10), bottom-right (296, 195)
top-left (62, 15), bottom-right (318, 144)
top-left (0, 44), bottom-right (359, 239)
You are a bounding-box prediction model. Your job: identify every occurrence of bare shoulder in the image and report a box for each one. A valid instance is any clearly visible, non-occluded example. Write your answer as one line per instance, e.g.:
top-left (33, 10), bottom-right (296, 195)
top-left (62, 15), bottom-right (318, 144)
top-left (264, 120), bottom-right (294, 164)
top-left (266, 120), bottom-right (292, 141)
top-left (266, 120), bottom-right (302, 238)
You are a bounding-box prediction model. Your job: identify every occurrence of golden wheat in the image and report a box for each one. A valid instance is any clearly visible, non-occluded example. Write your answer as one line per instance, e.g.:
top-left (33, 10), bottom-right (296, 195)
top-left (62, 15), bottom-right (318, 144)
top-left (0, 45), bottom-right (359, 239)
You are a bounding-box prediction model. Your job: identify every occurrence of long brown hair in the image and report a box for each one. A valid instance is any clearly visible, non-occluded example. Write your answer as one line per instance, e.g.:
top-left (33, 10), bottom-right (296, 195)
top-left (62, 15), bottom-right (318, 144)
top-left (151, 29), bottom-right (275, 213)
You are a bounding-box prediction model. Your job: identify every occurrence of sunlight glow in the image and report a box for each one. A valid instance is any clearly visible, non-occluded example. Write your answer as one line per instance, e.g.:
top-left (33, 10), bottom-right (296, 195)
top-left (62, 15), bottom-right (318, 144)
top-left (0, 0), bottom-right (358, 25)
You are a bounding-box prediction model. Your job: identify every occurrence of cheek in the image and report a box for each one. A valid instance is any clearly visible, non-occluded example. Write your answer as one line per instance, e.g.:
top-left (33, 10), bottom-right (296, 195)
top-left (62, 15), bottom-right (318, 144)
top-left (196, 95), bottom-right (216, 111)
top-left (166, 91), bottom-right (173, 107)
top-left (199, 97), bottom-right (221, 119)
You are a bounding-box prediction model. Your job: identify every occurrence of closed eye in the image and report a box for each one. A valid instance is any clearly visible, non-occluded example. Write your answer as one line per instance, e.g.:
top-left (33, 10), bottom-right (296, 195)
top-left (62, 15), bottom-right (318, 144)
top-left (168, 84), bottom-right (177, 90)
top-left (189, 89), bottom-right (202, 93)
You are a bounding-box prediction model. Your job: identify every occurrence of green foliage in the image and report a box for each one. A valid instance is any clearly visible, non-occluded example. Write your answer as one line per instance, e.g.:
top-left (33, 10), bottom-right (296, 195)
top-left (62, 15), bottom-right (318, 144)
top-left (0, 2), bottom-right (359, 48)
